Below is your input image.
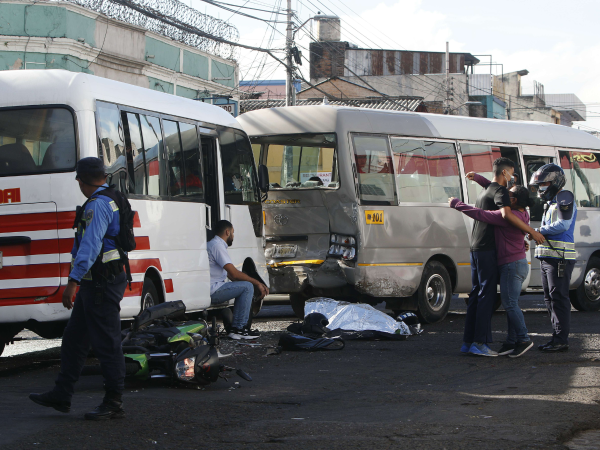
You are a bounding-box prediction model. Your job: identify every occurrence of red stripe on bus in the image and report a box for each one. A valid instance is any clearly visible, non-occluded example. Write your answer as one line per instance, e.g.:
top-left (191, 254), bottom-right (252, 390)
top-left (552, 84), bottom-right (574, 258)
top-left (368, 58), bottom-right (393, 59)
top-left (129, 258), bottom-right (162, 273)
top-left (0, 236), bottom-right (150, 258)
top-left (164, 279), bottom-right (174, 293)
top-left (124, 282), bottom-right (143, 297)
top-left (148, 160), bottom-right (159, 177)
top-left (0, 286), bottom-right (60, 302)
top-left (0, 263), bottom-right (70, 280)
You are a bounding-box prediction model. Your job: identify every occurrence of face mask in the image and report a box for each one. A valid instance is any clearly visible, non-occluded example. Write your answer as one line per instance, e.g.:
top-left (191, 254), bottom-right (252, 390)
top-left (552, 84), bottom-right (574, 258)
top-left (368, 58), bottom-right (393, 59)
top-left (539, 186), bottom-right (549, 193)
top-left (504, 172), bottom-right (515, 188)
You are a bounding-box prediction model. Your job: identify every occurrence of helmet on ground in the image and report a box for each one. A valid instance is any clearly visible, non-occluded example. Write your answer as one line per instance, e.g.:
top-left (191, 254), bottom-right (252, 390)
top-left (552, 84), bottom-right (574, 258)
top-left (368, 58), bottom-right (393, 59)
top-left (529, 163), bottom-right (566, 201)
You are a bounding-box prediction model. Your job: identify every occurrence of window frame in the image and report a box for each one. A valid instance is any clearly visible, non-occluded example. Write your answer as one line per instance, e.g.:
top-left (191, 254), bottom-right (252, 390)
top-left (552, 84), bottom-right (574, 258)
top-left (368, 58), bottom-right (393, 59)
top-left (457, 140), bottom-right (524, 205)
top-left (350, 133), bottom-right (398, 206)
top-left (0, 104), bottom-right (79, 177)
top-left (558, 148), bottom-right (600, 210)
top-left (95, 100), bottom-right (220, 203)
top-left (390, 135), bottom-right (463, 205)
top-left (249, 132), bottom-right (340, 191)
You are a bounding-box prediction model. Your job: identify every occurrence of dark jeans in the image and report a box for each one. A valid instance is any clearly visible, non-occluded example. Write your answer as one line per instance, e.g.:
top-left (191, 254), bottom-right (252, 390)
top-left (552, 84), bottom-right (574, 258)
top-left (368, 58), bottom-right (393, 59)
top-left (54, 271), bottom-right (127, 401)
top-left (464, 250), bottom-right (498, 344)
top-left (541, 258), bottom-right (575, 345)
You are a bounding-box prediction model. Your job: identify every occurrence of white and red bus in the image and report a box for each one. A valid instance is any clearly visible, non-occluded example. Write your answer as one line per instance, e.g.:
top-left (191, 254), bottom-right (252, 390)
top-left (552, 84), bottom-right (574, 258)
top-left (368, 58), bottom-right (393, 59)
top-left (0, 70), bottom-right (268, 355)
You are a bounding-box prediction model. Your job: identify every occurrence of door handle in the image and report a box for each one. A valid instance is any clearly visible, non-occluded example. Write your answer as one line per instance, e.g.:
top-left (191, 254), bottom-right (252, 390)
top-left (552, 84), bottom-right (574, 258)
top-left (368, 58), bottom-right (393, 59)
top-left (205, 204), bottom-right (212, 230)
top-left (0, 236), bottom-right (31, 246)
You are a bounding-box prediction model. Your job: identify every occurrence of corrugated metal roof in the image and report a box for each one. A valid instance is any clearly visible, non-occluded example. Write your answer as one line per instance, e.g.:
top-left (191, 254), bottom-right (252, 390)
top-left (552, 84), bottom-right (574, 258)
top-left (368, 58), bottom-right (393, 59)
top-left (544, 94), bottom-right (586, 121)
top-left (240, 97), bottom-right (425, 114)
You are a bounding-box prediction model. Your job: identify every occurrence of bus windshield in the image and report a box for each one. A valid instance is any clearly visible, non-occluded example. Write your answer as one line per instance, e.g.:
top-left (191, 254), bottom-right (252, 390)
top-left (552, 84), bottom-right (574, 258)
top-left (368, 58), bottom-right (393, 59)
top-left (251, 133), bottom-right (338, 189)
top-left (0, 107), bottom-right (76, 177)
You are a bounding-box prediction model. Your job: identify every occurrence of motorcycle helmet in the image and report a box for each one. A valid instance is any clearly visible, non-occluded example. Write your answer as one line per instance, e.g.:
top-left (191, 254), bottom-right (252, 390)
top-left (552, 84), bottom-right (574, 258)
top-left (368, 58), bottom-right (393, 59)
top-left (301, 313), bottom-right (330, 337)
top-left (529, 163), bottom-right (566, 201)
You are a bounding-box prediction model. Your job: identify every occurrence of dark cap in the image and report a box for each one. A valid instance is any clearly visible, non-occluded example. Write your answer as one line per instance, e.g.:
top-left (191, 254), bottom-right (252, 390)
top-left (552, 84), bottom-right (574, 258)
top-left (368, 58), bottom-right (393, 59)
top-left (76, 157), bottom-right (106, 178)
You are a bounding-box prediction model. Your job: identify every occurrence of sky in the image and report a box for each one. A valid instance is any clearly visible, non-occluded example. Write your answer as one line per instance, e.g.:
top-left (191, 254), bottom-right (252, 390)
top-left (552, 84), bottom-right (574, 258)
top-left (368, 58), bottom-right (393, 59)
top-left (190, 0), bottom-right (600, 132)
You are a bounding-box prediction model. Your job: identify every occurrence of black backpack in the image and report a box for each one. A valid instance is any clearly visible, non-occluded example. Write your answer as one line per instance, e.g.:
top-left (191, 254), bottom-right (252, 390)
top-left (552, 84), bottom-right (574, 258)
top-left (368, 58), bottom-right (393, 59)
top-left (74, 186), bottom-right (136, 287)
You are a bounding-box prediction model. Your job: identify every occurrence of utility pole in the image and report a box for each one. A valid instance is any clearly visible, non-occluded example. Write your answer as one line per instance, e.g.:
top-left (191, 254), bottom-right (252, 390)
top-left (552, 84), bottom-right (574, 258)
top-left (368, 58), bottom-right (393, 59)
top-left (444, 41), bottom-right (450, 114)
top-left (285, 0), bottom-right (295, 106)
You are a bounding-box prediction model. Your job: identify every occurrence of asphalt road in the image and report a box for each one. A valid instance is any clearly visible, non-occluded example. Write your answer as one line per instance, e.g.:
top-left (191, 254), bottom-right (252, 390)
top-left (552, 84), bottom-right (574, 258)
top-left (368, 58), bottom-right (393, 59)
top-left (1, 295), bottom-right (599, 449)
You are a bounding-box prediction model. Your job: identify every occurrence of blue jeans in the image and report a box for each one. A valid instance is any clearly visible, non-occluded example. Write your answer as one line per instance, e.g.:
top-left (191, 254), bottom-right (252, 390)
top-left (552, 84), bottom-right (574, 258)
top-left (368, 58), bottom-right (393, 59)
top-left (499, 258), bottom-right (530, 344)
top-left (210, 281), bottom-right (253, 329)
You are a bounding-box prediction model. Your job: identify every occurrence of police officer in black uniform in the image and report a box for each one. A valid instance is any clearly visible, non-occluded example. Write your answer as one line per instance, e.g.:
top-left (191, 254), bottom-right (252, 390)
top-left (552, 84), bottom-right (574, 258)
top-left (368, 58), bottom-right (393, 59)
top-left (29, 157), bottom-right (128, 420)
top-left (530, 164), bottom-right (577, 352)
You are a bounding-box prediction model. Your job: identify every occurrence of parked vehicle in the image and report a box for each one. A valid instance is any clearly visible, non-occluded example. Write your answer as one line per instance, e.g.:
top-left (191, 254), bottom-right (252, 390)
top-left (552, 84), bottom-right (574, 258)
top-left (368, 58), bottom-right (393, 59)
top-left (82, 300), bottom-right (252, 385)
top-left (0, 70), bottom-right (269, 355)
top-left (239, 106), bottom-right (600, 322)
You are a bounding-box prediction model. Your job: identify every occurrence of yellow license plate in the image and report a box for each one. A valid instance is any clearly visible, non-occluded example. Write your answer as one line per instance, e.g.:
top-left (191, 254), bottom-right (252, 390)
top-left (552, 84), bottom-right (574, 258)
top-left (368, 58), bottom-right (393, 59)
top-left (365, 210), bottom-right (384, 224)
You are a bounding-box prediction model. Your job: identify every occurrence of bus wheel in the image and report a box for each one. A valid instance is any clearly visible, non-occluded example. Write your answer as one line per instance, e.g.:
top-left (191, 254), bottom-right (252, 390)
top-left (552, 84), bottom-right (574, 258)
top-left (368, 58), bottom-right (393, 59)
top-left (290, 292), bottom-right (309, 319)
top-left (140, 278), bottom-right (160, 312)
top-left (570, 257), bottom-right (600, 311)
top-left (416, 261), bottom-right (451, 324)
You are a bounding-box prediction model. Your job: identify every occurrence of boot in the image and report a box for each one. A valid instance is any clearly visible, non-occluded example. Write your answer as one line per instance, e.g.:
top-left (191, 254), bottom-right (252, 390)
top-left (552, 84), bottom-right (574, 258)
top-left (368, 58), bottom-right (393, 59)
top-left (29, 391), bottom-right (71, 413)
top-left (84, 392), bottom-right (124, 421)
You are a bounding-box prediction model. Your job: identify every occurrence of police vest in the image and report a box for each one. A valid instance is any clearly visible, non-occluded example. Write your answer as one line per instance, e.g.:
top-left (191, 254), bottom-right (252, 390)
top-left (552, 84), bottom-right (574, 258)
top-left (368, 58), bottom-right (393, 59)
top-left (535, 191), bottom-right (577, 261)
top-left (73, 192), bottom-right (121, 280)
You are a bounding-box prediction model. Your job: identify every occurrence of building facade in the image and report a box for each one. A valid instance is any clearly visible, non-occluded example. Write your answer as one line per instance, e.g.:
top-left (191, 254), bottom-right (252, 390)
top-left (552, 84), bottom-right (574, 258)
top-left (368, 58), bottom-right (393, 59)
top-left (0, 0), bottom-right (239, 105)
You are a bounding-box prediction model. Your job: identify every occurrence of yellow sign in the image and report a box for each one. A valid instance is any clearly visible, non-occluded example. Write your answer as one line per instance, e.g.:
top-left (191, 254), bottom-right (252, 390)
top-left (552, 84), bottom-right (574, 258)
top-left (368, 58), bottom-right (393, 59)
top-left (365, 210), bottom-right (384, 224)
top-left (571, 153), bottom-right (597, 163)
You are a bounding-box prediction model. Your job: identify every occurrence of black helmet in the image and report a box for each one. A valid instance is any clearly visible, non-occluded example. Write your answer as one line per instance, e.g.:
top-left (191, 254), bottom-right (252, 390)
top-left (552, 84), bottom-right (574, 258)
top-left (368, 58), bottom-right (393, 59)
top-left (529, 163), bottom-right (566, 201)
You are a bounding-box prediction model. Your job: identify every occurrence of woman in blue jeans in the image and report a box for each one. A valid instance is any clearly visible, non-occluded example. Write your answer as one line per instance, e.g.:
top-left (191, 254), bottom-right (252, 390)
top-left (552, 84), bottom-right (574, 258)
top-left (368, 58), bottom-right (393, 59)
top-left (450, 173), bottom-right (535, 358)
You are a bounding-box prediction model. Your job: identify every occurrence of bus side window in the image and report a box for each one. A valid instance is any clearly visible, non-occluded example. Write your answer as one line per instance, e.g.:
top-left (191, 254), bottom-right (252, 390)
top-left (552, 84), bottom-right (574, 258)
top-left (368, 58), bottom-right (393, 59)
top-left (123, 113), bottom-right (147, 195)
top-left (163, 120), bottom-right (185, 197)
top-left (218, 129), bottom-right (259, 204)
top-left (460, 144), bottom-right (500, 203)
top-left (96, 101), bottom-right (127, 193)
top-left (178, 122), bottom-right (204, 200)
top-left (391, 138), bottom-right (431, 203)
top-left (424, 141), bottom-right (462, 203)
top-left (352, 135), bottom-right (397, 205)
top-left (139, 114), bottom-right (164, 197)
top-left (560, 150), bottom-right (600, 208)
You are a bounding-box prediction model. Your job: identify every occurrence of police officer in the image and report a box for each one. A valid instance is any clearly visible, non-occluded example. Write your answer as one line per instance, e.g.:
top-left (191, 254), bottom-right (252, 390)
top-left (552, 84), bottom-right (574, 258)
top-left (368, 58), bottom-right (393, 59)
top-left (29, 157), bottom-right (128, 420)
top-left (530, 163), bottom-right (577, 353)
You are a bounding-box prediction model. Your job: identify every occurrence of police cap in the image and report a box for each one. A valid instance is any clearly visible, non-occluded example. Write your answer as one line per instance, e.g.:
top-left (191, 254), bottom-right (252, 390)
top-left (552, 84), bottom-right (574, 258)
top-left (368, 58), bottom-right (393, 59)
top-left (556, 190), bottom-right (575, 220)
top-left (76, 157), bottom-right (106, 179)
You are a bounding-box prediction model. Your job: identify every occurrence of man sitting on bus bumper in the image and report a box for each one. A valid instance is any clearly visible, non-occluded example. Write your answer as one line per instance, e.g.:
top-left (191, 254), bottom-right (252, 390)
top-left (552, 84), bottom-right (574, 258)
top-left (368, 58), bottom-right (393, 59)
top-left (208, 220), bottom-right (269, 339)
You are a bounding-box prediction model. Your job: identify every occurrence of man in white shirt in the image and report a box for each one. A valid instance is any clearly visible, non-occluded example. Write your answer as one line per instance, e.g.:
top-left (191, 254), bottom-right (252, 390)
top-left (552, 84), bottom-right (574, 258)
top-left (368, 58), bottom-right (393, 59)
top-left (207, 220), bottom-right (269, 339)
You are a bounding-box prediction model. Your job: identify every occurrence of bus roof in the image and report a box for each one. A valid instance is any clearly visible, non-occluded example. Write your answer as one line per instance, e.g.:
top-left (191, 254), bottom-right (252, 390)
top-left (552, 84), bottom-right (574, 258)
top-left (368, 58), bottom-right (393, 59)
top-left (0, 69), bottom-right (241, 130)
top-left (238, 105), bottom-right (600, 151)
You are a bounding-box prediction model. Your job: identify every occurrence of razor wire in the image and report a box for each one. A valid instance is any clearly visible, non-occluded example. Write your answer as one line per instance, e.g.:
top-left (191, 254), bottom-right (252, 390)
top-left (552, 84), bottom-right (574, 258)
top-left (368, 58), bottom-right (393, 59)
top-left (62, 0), bottom-right (240, 60)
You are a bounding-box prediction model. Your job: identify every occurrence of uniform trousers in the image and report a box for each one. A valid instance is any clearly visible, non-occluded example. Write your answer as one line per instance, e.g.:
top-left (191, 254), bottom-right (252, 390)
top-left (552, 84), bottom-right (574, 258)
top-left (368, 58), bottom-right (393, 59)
top-left (540, 258), bottom-right (575, 345)
top-left (53, 271), bottom-right (127, 401)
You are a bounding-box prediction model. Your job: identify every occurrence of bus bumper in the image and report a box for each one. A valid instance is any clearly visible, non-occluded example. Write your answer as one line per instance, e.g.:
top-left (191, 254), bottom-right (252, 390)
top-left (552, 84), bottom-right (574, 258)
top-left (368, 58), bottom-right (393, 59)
top-left (267, 259), bottom-right (347, 294)
top-left (342, 264), bottom-right (422, 298)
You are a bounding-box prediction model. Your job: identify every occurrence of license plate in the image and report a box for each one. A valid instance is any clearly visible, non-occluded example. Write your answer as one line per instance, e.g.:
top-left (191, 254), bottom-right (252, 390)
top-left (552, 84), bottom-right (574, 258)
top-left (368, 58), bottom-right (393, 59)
top-left (272, 244), bottom-right (297, 258)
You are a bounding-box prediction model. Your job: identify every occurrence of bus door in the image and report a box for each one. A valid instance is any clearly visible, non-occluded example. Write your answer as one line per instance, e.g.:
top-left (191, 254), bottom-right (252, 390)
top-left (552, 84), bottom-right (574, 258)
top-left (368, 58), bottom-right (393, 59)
top-left (200, 130), bottom-right (220, 240)
top-left (521, 145), bottom-right (556, 287)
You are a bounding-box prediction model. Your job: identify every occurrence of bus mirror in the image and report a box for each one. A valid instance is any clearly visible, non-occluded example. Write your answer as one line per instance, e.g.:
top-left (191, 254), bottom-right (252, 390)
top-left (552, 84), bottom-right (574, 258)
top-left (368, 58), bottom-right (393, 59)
top-left (258, 164), bottom-right (269, 193)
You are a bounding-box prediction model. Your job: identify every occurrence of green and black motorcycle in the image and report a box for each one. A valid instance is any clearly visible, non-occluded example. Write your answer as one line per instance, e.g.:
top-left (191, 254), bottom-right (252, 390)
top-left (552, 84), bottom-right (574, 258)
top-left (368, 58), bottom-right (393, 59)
top-left (83, 301), bottom-right (252, 385)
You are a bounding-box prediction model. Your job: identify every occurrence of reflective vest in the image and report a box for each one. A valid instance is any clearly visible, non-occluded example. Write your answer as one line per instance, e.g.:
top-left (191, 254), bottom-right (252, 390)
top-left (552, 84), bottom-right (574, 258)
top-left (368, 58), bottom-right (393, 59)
top-left (535, 196), bottom-right (577, 260)
top-left (73, 193), bottom-right (121, 280)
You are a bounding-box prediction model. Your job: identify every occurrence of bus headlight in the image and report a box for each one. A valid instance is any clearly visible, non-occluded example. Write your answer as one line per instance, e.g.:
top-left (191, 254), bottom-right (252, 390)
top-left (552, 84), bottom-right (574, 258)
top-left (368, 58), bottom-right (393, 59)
top-left (342, 247), bottom-right (356, 261)
top-left (331, 234), bottom-right (356, 246)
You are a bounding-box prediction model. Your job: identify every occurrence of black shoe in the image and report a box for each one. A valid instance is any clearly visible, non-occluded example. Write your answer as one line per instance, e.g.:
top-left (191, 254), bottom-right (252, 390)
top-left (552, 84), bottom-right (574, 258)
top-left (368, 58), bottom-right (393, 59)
top-left (540, 343), bottom-right (569, 353)
top-left (243, 325), bottom-right (261, 339)
top-left (29, 391), bottom-right (71, 413)
top-left (509, 341), bottom-right (534, 358)
top-left (228, 327), bottom-right (259, 340)
top-left (497, 343), bottom-right (516, 356)
top-left (84, 399), bottom-right (125, 420)
top-left (538, 341), bottom-right (554, 350)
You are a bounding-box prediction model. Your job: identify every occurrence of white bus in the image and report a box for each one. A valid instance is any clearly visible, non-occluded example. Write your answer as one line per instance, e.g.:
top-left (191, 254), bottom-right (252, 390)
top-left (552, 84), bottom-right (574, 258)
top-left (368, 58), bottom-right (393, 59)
top-left (240, 106), bottom-right (600, 322)
top-left (0, 70), bottom-right (268, 355)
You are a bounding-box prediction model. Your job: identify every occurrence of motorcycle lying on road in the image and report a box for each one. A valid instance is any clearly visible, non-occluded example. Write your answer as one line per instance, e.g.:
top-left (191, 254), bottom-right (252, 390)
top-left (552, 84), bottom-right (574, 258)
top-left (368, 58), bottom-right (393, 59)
top-left (82, 301), bottom-right (252, 386)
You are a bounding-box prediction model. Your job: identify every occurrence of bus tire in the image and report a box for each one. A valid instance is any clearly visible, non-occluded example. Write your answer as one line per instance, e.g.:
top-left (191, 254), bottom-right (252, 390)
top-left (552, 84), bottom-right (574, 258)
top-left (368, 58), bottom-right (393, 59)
top-left (0, 342), bottom-right (4, 357)
top-left (290, 292), bottom-right (308, 319)
top-left (570, 256), bottom-right (600, 311)
top-left (141, 278), bottom-right (160, 312)
top-left (415, 261), bottom-right (451, 324)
